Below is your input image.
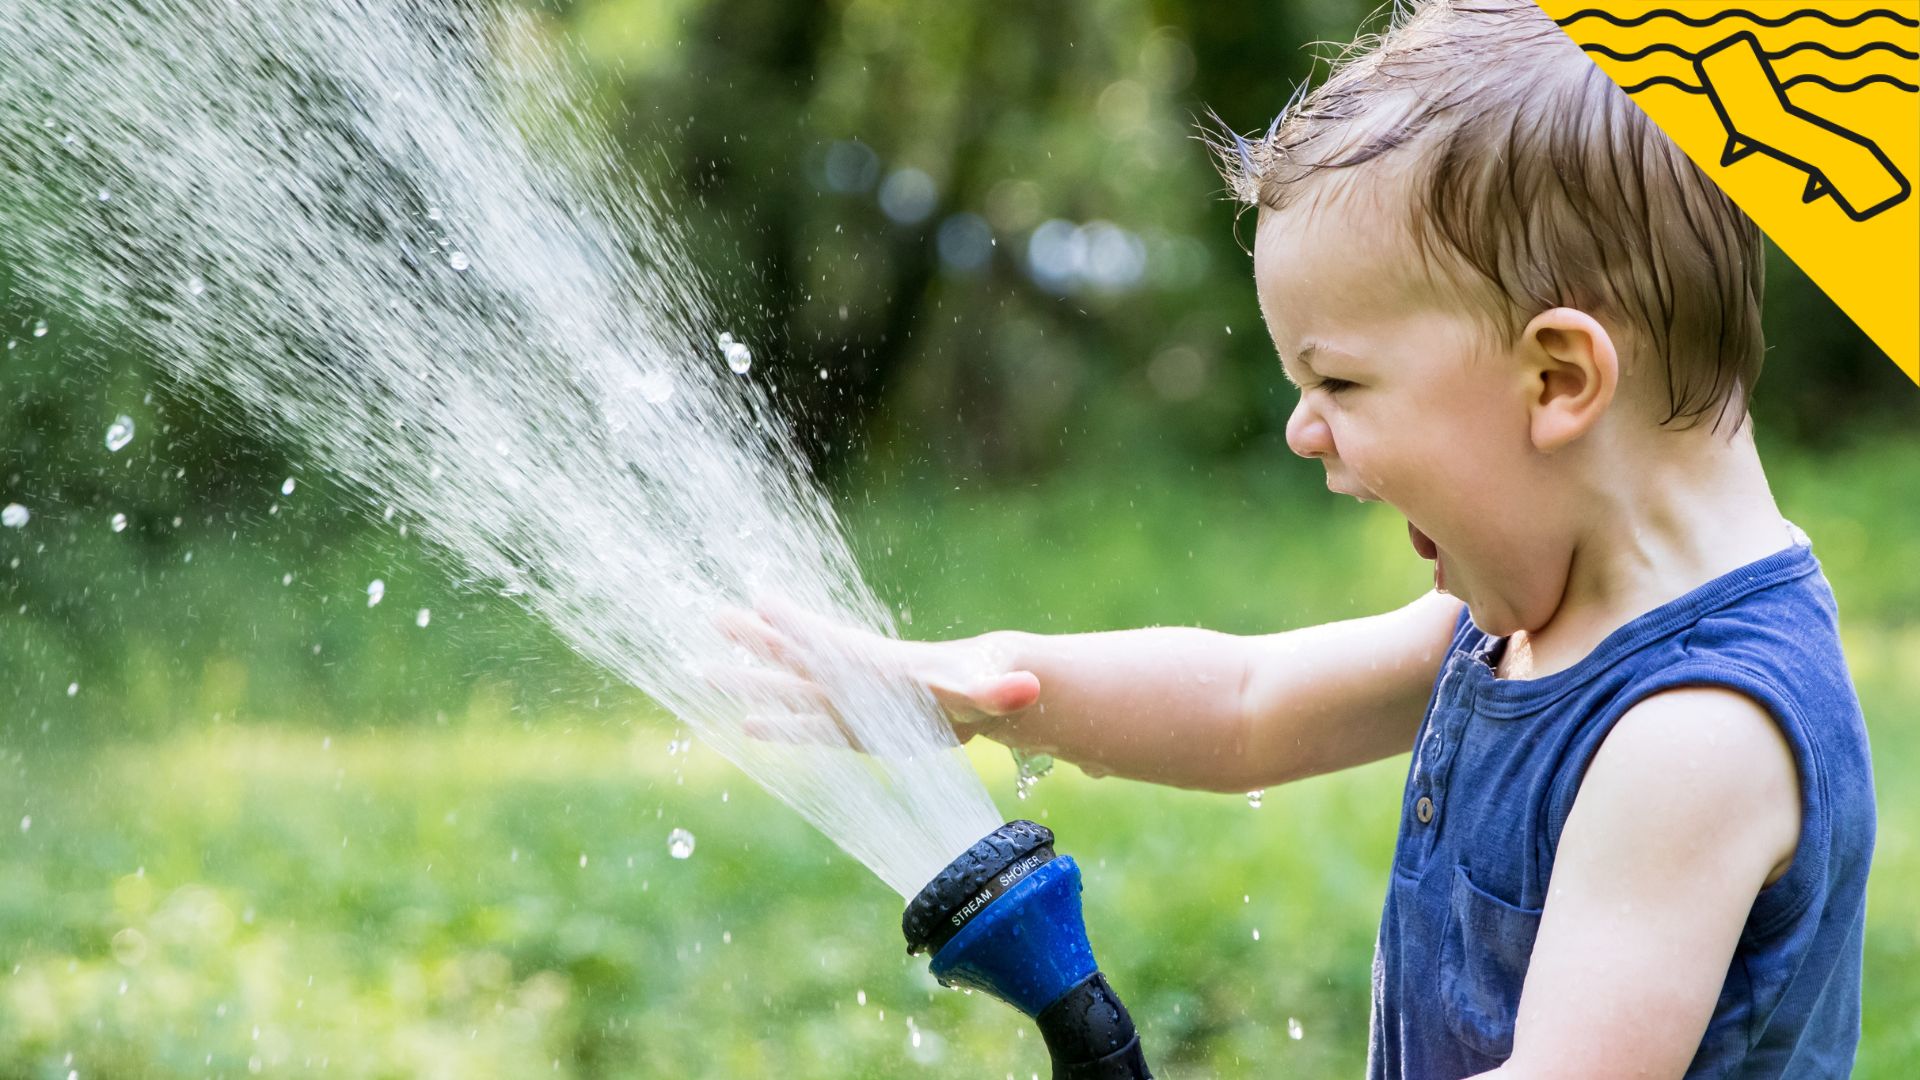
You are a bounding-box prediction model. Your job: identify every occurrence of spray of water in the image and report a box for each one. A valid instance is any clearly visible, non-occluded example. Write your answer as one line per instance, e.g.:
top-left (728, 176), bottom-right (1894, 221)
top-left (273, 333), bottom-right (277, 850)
top-left (0, 0), bottom-right (1001, 897)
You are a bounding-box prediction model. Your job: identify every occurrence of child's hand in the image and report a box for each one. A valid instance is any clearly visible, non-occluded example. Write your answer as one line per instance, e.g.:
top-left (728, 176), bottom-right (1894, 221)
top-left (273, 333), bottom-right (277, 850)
top-left (710, 596), bottom-right (1040, 750)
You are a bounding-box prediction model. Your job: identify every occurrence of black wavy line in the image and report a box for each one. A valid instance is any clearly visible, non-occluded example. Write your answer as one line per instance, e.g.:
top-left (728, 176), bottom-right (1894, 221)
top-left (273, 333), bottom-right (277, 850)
top-left (1619, 72), bottom-right (1920, 94)
top-left (1582, 41), bottom-right (1920, 62)
top-left (1619, 75), bottom-right (1708, 93)
top-left (1558, 8), bottom-right (1920, 29)
top-left (1781, 72), bottom-right (1920, 92)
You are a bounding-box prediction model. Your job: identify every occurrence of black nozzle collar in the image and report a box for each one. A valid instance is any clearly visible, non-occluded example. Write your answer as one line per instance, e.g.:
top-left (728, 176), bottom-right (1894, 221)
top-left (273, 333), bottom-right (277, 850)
top-left (903, 820), bottom-right (1056, 956)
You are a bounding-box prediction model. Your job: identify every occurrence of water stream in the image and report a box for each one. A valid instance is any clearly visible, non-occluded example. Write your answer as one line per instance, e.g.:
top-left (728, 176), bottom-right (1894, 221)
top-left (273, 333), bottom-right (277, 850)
top-left (0, 0), bottom-right (1001, 898)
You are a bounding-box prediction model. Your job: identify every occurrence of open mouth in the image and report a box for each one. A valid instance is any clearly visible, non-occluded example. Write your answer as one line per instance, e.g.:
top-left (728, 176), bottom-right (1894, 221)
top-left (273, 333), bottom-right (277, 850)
top-left (1408, 519), bottom-right (1447, 593)
top-left (1407, 519), bottom-right (1437, 561)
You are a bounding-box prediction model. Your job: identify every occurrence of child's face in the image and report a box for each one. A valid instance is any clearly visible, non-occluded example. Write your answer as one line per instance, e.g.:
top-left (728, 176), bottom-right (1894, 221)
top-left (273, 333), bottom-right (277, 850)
top-left (1253, 196), bottom-right (1577, 635)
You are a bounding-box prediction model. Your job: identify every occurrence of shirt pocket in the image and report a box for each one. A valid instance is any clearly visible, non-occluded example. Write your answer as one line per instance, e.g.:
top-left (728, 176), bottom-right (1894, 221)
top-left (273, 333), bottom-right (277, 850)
top-left (1438, 865), bottom-right (1542, 1062)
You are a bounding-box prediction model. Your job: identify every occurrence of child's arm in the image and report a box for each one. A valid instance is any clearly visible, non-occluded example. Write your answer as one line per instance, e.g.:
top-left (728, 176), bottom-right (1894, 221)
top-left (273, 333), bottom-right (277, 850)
top-left (1475, 686), bottom-right (1801, 1079)
top-left (728, 589), bottom-right (1462, 793)
top-left (973, 589), bottom-right (1461, 790)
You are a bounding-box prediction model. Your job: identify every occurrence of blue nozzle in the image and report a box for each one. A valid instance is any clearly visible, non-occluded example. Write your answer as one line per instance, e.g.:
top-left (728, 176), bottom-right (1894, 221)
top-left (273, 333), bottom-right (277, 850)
top-left (904, 822), bottom-right (1151, 1078)
top-left (929, 856), bottom-right (1096, 1015)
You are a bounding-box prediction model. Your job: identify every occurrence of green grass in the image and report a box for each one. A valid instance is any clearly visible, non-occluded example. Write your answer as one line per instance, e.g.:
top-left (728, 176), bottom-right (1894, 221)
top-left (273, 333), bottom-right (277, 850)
top-left (2, 435), bottom-right (1916, 1077)
top-left (0, 725), bottom-right (1408, 1077)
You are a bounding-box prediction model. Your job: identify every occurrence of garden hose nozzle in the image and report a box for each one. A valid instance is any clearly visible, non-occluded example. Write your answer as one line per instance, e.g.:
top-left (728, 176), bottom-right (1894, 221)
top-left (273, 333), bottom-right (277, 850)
top-left (903, 821), bottom-right (1151, 1079)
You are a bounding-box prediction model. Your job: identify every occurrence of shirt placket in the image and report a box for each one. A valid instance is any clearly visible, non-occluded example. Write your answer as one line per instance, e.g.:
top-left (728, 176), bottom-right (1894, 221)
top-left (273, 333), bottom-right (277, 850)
top-left (1408, 653), bottom-right (1475, 861)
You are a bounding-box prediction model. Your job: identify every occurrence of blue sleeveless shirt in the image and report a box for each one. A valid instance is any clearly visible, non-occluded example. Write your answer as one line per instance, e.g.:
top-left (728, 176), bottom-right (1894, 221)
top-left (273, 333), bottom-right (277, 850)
top-left (1368, 527), bottom-right (1874, 1078)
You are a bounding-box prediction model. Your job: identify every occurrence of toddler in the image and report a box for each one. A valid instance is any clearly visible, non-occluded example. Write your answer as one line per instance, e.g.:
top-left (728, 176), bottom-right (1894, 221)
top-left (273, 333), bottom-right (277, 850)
top-left (732, 2), bottom-right (1875, 1075)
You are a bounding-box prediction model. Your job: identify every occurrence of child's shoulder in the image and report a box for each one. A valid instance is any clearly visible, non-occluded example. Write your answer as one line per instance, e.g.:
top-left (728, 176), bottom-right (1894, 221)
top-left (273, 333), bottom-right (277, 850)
top-left (1528, 529), bottom-right (1873, 913)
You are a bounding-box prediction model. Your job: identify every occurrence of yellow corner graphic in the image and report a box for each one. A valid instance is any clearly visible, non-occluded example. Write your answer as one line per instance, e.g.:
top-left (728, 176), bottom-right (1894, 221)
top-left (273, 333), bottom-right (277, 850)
top-left (1539, 1), bottom-right (1920, 383)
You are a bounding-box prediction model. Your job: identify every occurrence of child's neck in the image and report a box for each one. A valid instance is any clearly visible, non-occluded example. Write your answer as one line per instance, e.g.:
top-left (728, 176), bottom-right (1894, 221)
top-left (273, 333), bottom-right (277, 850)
top-left (1497, 421), bottom-right (1791, 680)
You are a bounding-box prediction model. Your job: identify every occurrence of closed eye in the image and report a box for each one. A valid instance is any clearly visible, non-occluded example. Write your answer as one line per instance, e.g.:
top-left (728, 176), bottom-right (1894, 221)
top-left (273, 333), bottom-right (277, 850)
top-left (1312, 377), bottom-right (1358, 394)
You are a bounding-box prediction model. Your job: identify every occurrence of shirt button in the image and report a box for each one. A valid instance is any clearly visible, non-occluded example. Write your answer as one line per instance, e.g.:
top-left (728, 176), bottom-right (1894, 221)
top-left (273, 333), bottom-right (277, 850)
top-left (1416, 796), bottom-right (1435, 824)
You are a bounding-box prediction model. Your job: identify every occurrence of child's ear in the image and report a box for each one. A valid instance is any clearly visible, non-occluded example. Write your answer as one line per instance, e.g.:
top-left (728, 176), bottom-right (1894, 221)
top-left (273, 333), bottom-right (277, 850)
top-left (1520, 307), bottom-right (1618, 452)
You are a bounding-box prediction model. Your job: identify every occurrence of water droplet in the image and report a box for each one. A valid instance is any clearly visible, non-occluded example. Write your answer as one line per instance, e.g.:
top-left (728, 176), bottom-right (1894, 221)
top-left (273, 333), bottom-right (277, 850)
top-left (857, 989), bottom-right (867, 1006)
top-left (187, 276), bottom-right (206, 297)
top-left (282, 573), bottom-right (293, 586)
top-left (31, 320), bottom-right (47, 338)
top-left (97, 188), bottom-right (112, 202)
top-left (724, 341), bottom-right (752, 375)
top-left (1012, 749), bottom-right (1053, 800)
top-left (716, 332), bottom-right (734, 348)
top-left (1246, 789), bottom-right (1264, 809)
top-left (579, 853), bottom-right (588, 868)
top-left (1, 504), bottom-right (29, 528)
top-left (366, 579), bottom-right (385, 607)
top-left (19, 816), bottom-right (30, 832)
top-left (104, 414), bottom-right (135, 452)
top-left (1287, 1017), bottom-right (1304, 1040)
top-left (111, 927), bottom-right (148, 966)
top-left (415, 608), bottom-right (431, 628)
top-left (1252, 928), bottom-right (1261, 941)
top-left (110, 512), bottom-right (128, 533)
top-left (426, 206), bottom-right (444, 222)
top-left (667, 827), bottom-right (696, 859)
top-left (281, 477), bottom-right (296, 495)
top-left (447, 251), bottom-right (470, 271)
top-left (67, 682), bottom-right (78, 697)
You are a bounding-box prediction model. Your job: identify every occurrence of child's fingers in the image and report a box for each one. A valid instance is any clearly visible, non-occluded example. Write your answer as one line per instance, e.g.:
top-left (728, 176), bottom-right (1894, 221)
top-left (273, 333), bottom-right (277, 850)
top-left (928, 670), bottom-right (1042, 721)
top-left (701, 662), bottom-right (833, 712)
top-left (738, 695), bottom-right (873, 752)
top-left (713, 606), bottom-right (814, 678)
top-left (699, 661), bottom-right (872, 750)
top-left (753, 594), bottom-right (874, 658)
top-left (975, 670), bottom-right (1042, 716)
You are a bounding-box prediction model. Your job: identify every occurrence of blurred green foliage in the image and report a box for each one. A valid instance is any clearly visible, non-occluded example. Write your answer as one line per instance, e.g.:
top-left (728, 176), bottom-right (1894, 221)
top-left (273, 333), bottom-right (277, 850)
top-left (2, 0), bottom-right (1916, 1076)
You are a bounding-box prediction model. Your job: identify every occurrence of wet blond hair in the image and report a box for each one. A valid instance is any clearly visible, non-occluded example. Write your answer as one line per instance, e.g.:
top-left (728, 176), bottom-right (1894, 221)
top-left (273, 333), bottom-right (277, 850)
top-left (1216, 0), bottom-right (1765, 431)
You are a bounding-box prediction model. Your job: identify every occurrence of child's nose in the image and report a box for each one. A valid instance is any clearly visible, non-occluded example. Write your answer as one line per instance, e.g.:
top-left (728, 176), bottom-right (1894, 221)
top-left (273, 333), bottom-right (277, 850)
top-left (1285, 397), bottom-right (1333, 459)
